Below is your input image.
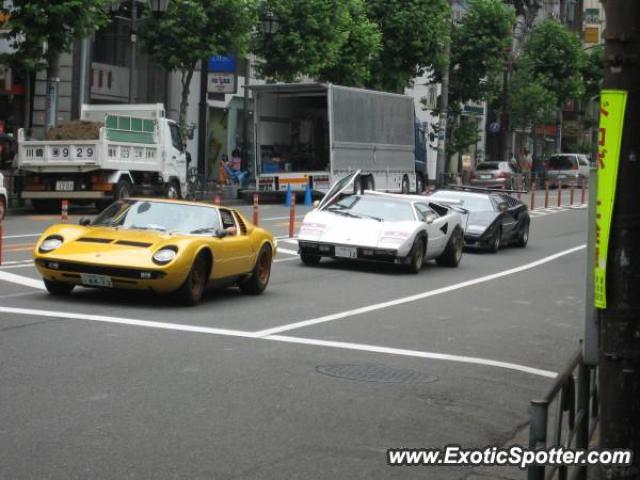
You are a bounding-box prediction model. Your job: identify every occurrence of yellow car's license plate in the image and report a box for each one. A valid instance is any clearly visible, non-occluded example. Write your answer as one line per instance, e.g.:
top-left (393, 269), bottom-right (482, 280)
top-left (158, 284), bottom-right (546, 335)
top-left (80, 274), bottom-right (113, 288)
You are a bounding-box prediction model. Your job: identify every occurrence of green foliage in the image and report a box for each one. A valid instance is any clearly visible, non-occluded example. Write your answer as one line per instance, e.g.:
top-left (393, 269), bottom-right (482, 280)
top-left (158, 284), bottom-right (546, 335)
top-left (449, 0), bottom-right (515, 106)
top-left (366, 0), bottom-right (449, 92)
top-left (510, 67), bottom-right (557, 129)
top-left (252, 0), bottom-right (377, 85)
top-left (142, 0), bottom-right (255, 128)
top-left (446, 120), bottom-right (480, 161)
top-left (2, 0), bottom-right (110, 71)
top-left (317, 0), bottom-right (381, 87)
top-left (143, 0), bottom-right (255, 73)
top-left (518, 19), bottom-right (584, 106)
top-left (581, 45), bottom-right (604, 100)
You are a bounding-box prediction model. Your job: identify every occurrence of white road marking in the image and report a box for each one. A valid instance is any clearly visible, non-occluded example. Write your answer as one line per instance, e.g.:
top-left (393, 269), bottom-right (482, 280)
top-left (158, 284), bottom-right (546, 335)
top-left (0, 306), bottom-right (261, 338)
top-left (277, 247), bottom-right (298, 256)
top-left (2, 233), bottom-right (42, 239)
top-left (274, 256), bottom-right (299, 264)
top-left (280, 238), bottom-right (298, 245)
top-left (265, 335), bottom-right (557, 378)
top-left (0, 264), bottom-right (35, 270)
top-left (0, 305), bottom-right (557, 378)
top-left (0, 260), bottom-right (34, 265)
top-left (0, 271), bottom-right (45, 290)
top-left (262, 214), bottom-right (305, 221)
top-left (276, 234), bottom-right (299, 240)
top-left (253, 244), bottom-right (587, 337)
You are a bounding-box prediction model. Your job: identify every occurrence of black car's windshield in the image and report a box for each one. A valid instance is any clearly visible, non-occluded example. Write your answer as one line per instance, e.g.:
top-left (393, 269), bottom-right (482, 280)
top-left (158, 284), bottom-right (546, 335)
top-left (327, 195), bottom-right (415, 221)
top-left (92, 200), bottom-right (222, 234)
top-left (430, 192), bottom-right (494, 211)
top-left (548, 155), bottom-right (576, 170)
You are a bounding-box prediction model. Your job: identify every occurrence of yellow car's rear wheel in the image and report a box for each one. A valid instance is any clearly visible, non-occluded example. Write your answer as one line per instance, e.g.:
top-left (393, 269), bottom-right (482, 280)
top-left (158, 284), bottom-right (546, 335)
top-left (239, 245), bottom-right (272, 295)
top-left (174, 254), bottom-right (208, 306)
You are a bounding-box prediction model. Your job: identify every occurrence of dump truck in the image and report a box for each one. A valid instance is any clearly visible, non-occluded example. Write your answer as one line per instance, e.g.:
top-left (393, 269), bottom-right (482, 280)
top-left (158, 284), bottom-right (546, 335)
top-left (250, 83), bottom-right (427, 195)
top-left (16, 104), bottom-right (188, 212)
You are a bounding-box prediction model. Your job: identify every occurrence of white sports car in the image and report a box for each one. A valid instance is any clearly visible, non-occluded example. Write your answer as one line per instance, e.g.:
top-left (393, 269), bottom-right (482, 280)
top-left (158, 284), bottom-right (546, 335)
top-left (297, 171), bottom-right (465, 273)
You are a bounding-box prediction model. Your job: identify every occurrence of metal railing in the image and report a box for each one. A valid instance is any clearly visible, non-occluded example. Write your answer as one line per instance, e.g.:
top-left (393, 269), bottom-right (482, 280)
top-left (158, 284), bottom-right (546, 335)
top-left (528, 348), bottom-right (599, 480)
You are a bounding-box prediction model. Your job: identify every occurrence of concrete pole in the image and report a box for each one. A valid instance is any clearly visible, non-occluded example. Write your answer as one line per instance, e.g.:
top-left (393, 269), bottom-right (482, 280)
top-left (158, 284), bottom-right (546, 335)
top-left (128, 0), bottom-right (137, 104)
top-left (597, 1), bottom-right (640, 478)
top-left (436, 9), bottom-right (452, 186)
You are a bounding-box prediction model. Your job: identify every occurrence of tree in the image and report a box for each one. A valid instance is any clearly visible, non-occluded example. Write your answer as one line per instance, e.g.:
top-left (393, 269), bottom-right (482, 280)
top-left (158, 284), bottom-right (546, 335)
top-left (518, 20), bottom-right (584, 107)
top-left (581, 45), bottom-right (604, 101)
top-left (449, 0), bottom-right (515, 106)
top-left (366, 0), bottom-right (449, 93)
top-left (510, 68), bottom-right (557, 131)
top-left (2, 0), bottom-right (110, 126)
top-left (142, 0), bottom-right (255, 130)
top-left (251, 0), bottom-right (378, 86)
top-left (445, 0), bottom-right (514, 167)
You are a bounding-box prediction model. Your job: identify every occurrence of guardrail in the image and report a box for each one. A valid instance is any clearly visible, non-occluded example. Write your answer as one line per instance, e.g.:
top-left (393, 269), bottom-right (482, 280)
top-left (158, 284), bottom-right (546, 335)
top-left (528, 348), bottom-right (599, 480)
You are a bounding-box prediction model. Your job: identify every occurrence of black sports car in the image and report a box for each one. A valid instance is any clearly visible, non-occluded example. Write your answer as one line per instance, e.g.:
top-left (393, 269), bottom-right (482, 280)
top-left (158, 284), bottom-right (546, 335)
top-left (428, 187), bottom-right (530, 252)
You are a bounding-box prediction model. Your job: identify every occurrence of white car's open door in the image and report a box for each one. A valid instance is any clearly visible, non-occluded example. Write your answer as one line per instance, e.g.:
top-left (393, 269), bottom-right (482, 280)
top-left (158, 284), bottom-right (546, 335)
top-left (316, 170), bottom-right (361, 211)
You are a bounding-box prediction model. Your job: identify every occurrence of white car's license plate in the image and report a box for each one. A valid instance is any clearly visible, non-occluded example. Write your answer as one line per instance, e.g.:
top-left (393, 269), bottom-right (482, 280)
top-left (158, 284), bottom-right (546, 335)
top-left (335, 246), bottom-right (357, 258)
top-left (80, 274), bottom-right (113, 288)
top-left (55, 181), bottom-right (74, 191)
top-left (480, 175), bottom-right (491, 179)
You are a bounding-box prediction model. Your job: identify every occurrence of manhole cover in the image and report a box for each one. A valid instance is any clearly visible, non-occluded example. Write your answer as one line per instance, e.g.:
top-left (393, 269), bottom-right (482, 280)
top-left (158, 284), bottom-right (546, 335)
top-left (316, 364), bottom-right (438, 384)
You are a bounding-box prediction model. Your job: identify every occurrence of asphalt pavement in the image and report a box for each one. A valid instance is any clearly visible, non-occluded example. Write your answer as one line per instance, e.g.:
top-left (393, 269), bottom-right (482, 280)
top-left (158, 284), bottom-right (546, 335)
top-left (0, 196), bottom-right (589, 480)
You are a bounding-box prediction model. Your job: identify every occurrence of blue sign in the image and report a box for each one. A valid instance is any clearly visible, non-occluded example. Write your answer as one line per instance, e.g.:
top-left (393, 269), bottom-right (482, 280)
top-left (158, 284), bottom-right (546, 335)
top-left (208, 55), bottom-right (236, 73)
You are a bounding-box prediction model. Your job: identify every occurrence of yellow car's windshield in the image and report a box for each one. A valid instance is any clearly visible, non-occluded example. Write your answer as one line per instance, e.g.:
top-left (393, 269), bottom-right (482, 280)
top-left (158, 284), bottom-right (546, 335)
top-left (92, 200), bottom-right (222, 234)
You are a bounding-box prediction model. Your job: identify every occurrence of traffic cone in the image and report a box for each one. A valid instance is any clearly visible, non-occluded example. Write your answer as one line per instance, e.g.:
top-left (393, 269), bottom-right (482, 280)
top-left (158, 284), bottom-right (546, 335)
top-left (284, 184), bottom-right (292, 207)
top-left (304, 182), bottom-right (312, 206)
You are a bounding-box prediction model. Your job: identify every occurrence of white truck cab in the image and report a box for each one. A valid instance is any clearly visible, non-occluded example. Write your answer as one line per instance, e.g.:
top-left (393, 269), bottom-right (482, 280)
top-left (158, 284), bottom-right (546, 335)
top-left (17, 104), bottom-right (188, 212)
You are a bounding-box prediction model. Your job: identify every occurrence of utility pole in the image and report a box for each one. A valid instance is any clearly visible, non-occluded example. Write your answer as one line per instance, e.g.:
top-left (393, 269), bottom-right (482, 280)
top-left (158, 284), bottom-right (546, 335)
top-left (436, 3), bottom-right (452, 186)
top-left (598, 2), bottom-right (640, 479)
top-left (128, 0), bottom-right (137, 104)
top-left (197, 58), bottom-right (208, 176)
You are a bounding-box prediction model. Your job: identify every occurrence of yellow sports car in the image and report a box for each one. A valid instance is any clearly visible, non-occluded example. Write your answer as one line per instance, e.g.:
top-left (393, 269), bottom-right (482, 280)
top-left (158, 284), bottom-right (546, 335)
top-left (34, 198), bottom-right (277, 305)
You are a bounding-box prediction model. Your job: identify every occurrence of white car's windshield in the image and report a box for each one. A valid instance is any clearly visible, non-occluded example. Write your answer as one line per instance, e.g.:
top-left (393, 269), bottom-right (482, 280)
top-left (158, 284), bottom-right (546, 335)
top-left (430, 192), bottom-right (494, 212)
top-left (327, 195), bottom-right (415, 222)
top-left (93, 200), bottom-right (222, 234)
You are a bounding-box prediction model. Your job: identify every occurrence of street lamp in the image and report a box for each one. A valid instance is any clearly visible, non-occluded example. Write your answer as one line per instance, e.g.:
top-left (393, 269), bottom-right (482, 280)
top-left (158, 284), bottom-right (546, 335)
top-left (261, 11), bottom-right (280, 35)
top-left (147, 0), bottom-right (170, 12)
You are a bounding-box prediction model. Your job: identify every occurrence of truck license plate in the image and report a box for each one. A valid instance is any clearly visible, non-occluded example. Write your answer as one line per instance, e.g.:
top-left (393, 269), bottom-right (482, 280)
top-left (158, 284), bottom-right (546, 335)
top-left (80, 274), bottom-right (113, 288)
top-left (335, 246), bottom-right (357, 258)
top-left (55, 181), bottom-right (74, 191)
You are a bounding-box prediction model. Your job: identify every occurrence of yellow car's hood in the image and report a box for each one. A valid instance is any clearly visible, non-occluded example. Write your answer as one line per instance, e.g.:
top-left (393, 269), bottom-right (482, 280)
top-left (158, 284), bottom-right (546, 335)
top-left (36, 226), bottom-right (189, 268)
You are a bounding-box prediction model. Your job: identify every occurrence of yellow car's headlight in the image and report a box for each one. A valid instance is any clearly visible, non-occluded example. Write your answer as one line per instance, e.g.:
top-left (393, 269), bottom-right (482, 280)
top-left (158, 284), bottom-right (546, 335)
top-left (39, 236), bottom-right (63, 253)
top-left (153, 247), bottom-right (178, 265)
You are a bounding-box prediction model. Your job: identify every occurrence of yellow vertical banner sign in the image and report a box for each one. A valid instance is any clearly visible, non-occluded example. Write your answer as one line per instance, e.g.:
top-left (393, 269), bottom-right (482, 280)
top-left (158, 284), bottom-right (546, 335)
top-left (594, 90), bottom-right (628, 309)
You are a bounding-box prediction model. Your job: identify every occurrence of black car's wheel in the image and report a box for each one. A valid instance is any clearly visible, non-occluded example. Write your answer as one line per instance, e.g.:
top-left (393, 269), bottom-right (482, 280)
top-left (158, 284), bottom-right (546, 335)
top-left (514, 221), bottom-right (530, 248)
top-left (300, 252), bottom-right (321, 265)
top-left (174, 254), bottom-right (209, 306)
top-left (401, 176), bottom-right (410, 194)
top-left (239, 245), bottom-right (272, 295)
top-left (436, 227), bottom-right (463, 267)
top-left (406, 237), bottom-right (425, 274)
top-left (489, 227), bottom-right (502, 253)
top-left (44, 279), bottom-right (75, 295)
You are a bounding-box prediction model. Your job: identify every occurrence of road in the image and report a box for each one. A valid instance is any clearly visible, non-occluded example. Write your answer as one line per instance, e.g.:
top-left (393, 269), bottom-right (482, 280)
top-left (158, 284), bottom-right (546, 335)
top-left (0, 194), bottom-right (589, 480)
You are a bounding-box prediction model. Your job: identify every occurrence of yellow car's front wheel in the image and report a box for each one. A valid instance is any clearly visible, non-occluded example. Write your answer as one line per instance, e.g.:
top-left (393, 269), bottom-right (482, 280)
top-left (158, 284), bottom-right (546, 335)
top-left (173, 254), bottom-right (209, 306)
top-left (44, 279), bottom-right (75, 296)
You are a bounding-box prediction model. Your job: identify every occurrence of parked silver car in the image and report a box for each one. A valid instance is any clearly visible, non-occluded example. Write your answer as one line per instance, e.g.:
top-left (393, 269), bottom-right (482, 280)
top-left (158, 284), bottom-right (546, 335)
top-left (469, 161), bottom-right (522, 190)
top-left (545, 154), bottom-right (591, 188)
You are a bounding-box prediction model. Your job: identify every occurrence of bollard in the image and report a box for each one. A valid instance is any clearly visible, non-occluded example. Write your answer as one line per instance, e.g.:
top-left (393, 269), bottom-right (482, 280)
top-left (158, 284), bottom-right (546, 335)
top-left (252, 192), bottom-right (259, 226)
top-left (581, 178), bottom-right (586, 205)
top-left (0, 219), bottom-right (3, 267)
top-left (213, 194), bottom-right (221, 206)
top-left (557, 181), bottom-right (562, 207)
top-left (289, 190), bottom-right (296, 238)
top-left (544, 182), bottom-right (549, 208)
top-left (530, 179), bottom-right (536, 211)
top-left (61, 199), bottom-right (69, 223)
top-left (570, 184), bottom-right (575, 206)
top-left (528, 400), bottom-right (549, 480)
